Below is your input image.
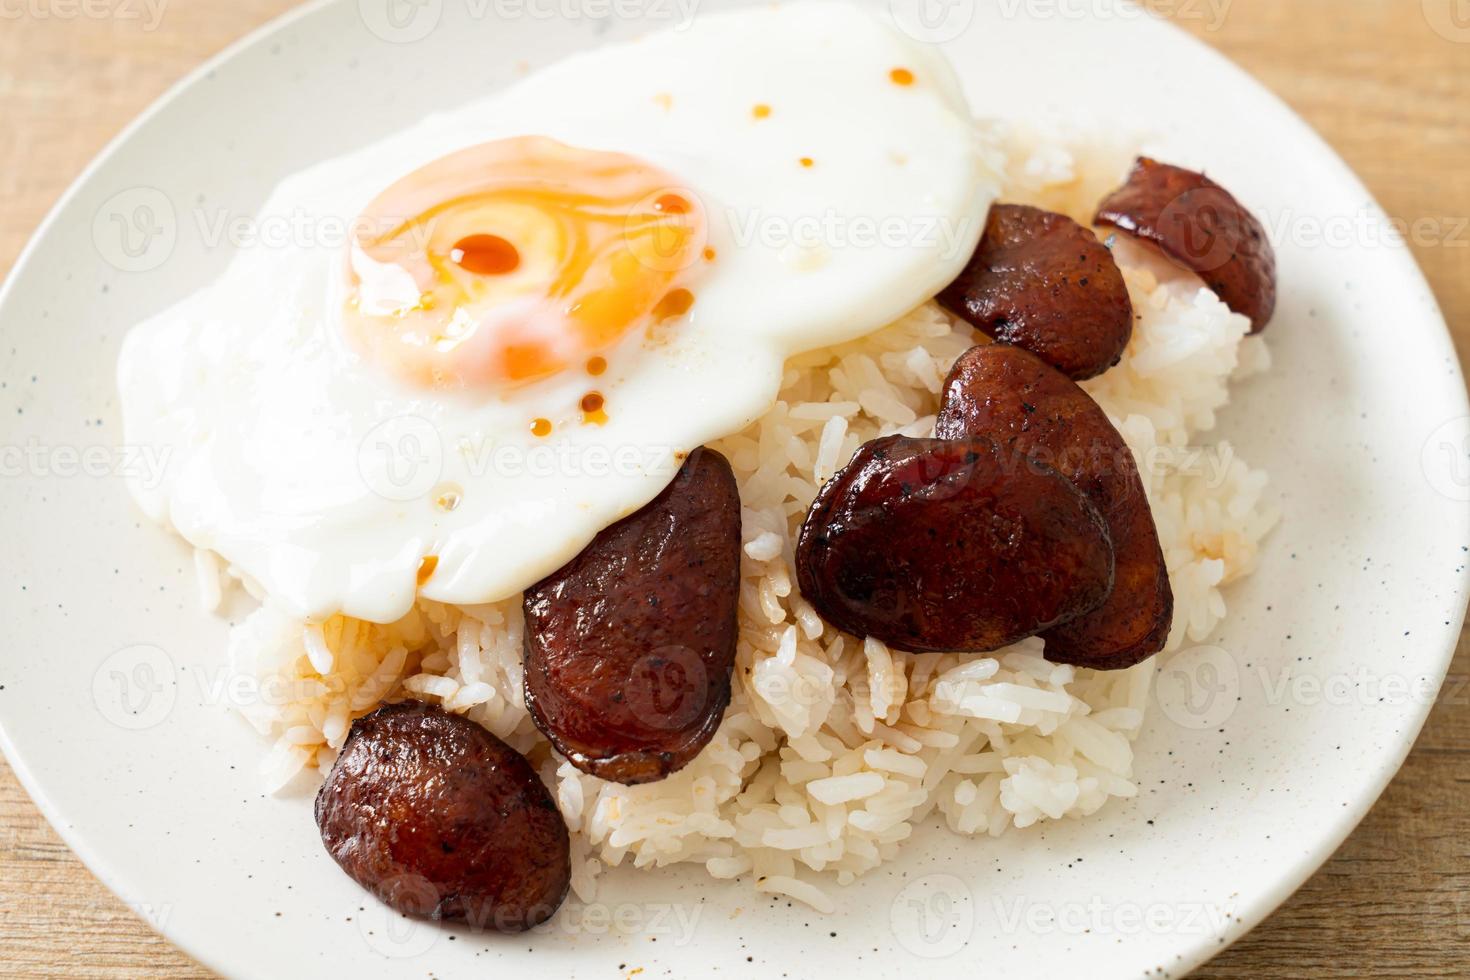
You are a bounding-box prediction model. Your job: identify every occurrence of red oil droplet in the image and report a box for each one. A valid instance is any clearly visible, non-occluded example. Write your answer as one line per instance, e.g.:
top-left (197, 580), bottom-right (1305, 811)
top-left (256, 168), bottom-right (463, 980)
top-left (450, 234), bottom-right (520, 275)
top-left (530, 418), bottom-right (552, 437)
top-left (580, 391), bottom-right (608, 425)
top-left (654, 193), bottom-right (690, 215)
top-left (653, 288), bottom-right (695, 321)
top-left (703, 247), bottom-right (717, 262)
top-left (586, 356), bottom-right (607, 376)
top-left (889, 67), bottom-right (914, 86)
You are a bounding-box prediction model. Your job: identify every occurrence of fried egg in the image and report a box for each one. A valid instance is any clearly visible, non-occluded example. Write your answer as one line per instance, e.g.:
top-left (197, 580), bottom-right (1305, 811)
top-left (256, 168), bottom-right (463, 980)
top-left (118, 1), bottom-right (998, 623)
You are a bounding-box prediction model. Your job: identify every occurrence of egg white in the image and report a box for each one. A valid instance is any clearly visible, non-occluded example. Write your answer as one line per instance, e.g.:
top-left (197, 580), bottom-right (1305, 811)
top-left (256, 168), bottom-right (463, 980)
top-left (118, 1), bottom-right (998, 623)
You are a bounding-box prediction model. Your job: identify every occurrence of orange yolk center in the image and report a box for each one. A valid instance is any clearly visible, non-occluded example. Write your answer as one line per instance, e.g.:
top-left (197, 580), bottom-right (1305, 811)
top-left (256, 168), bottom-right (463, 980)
top-left (450, 234), bottom-right (521, 275)
top-left (342, 136), bottom-right (706, 389)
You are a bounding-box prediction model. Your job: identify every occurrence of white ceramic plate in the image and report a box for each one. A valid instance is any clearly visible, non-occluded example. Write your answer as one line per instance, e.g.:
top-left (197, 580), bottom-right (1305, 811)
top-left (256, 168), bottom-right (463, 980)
top-left (2, 1), bottom-right (1467, 977)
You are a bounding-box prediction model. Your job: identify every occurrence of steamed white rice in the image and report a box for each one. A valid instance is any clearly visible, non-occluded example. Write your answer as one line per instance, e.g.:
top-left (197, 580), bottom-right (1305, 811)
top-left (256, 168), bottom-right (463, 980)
top-left (210, 126), bottom-right (1278, 910)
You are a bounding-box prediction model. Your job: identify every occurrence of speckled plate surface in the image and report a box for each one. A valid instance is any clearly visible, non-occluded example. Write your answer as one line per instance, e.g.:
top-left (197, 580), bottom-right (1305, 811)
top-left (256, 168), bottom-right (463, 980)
top-left (1, 1), bottom-right (1467, 977)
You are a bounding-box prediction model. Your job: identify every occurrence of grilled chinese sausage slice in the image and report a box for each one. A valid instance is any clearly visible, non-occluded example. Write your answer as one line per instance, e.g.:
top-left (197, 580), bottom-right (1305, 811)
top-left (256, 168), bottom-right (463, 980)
top-left (937, 345), bottom-right (1172, 670)
top-left (937, 204), bottom-right (1133, 381)
top-left (315, 701), bottom-right (571, 932)
top-left (1095, 157), bottom-right (1276, 333)
top-left (796, 436), bottom-right (1114, 654)
top-left (523, 447), bottom-right (740, 785)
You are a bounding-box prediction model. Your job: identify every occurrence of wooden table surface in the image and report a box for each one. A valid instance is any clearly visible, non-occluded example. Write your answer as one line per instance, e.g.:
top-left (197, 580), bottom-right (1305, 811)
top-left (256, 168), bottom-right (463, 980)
top-left (2, 1), bottom-right (1467, 975)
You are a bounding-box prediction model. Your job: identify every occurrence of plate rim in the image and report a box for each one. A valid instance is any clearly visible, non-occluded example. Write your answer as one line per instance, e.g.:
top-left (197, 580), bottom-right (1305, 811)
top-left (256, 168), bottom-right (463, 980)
top-left (0, 2), bottom-right (1466, 976)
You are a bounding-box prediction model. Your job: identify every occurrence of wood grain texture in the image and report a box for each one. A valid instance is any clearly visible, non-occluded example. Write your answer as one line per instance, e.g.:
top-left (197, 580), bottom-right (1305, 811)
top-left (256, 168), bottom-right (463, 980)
top-left (0, 0), bottom-right (1466, 976)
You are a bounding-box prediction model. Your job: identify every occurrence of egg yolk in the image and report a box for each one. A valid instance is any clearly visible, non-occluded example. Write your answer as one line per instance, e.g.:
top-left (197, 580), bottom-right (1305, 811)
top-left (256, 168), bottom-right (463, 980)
top-left (342, 136), bottom-right (706, 389)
